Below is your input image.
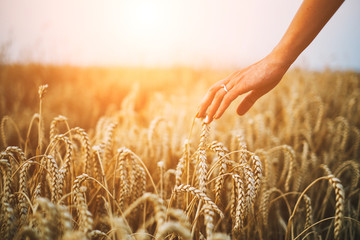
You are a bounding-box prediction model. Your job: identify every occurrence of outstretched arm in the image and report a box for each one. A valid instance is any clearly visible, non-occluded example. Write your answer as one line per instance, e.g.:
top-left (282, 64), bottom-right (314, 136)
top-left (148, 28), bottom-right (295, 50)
top-left (196, 0), bottom-right (344, 123)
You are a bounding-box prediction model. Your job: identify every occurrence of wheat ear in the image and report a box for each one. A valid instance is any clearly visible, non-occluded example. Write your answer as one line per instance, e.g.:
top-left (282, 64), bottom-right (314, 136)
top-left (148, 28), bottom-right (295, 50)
top-left (203, 203), bottom-right (215, 238)
top-left (155, 221), bottom-right (191, 240)
top-left (51, 134), bottom-right (73, 174)
top-left (303, 194), bottom-right (313, 231)
top-left (4, 146), bottom-right (27, 164)
top-left (13, 226), bottom-right (39, 240)
top-left (334, 160), bottom-right (360, 191)
top-left (243, 164), bottom-right (256, 213)
top-left (283, 145), bottom-right (295, 192)
top-left (1, 116), bottom-right (9, 148)
top-left (250, 154), bottom-right (262, 195)
top-left (260, 187), bottom-right (281, 228)
top-left (232, 174), bottom-right (246, 231)
top-left (45, 155), bottom-right (60, 203)
top-left (209, 232), bottom-right (231, 240)
top-left (102, 122), bottom-right (118, 161)
top-left (115, 147), bottom-right (131, 210)
top-left (49, 115), bottom-right (68, 140)
top-left (286, 175), bottom-right (344, 240)
top-left (73, 174), bottom-right (93, 234)
top-left (0, 158), bottom-right (15, 240)
top-left (175, 139), bottom-right (190, 187)
top-left (328, 175), bottom-right (344, 240)
top-left (208, 141), bottom-right (229, 204)
top-left (37, 84), bottom-right (48, 155)
top-left (71, 127), bottom-right (91, 175)
top-left (196, 122), bottom-right (209, 193)
top-left (237, 133), bottom-right (248, 164)
top-left (19, 160), bottom-right (34, 224)
top-left (174, 184), bottom-right (224, 219)
top-left (34, 197), bottom-right (60, 239)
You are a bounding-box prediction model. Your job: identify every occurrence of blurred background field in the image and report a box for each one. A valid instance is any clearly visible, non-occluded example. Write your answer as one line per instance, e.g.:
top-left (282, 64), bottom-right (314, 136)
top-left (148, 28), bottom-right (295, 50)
top-left (3, 63), bottom-right (358, 146)
top-left (1, 63), bottom-right (358, 128)
top-left (0, 64), bottom-right (225, 135)
top-left (1, 63), bottom-right (359, 145)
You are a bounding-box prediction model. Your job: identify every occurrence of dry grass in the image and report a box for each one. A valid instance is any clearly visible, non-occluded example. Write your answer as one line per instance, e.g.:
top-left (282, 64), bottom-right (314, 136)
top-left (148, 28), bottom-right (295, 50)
top-left (0, 64), bottom-right (359, 239)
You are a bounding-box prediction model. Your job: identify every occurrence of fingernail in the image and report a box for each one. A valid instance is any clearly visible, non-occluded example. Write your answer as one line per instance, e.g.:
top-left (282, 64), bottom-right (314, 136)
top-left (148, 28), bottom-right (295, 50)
top-left (204, 115), bottom-right (209, 123)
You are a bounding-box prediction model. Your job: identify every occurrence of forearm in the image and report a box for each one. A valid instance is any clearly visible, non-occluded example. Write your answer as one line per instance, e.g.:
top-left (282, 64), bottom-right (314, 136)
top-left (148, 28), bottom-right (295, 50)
top-left (269, 0), bottom-right (344, 67)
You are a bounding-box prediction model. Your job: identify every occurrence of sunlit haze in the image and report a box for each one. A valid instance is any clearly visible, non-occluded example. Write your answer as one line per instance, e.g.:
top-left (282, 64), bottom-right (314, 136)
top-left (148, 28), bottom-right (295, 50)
top-left (0, 0), bottom-right (359, 70)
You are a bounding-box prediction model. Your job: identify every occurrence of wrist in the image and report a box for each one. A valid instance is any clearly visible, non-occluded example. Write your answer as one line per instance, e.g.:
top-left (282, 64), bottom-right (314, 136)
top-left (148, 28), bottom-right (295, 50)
top-left (264, 48), bottom-right (294, 72)
top-left (267, 32), bottom-right (304, 69)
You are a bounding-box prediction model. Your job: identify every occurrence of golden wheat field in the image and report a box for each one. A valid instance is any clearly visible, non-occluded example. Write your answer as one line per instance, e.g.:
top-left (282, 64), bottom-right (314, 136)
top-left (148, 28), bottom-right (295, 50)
top-left (0, 64), bottom-right (359, 240)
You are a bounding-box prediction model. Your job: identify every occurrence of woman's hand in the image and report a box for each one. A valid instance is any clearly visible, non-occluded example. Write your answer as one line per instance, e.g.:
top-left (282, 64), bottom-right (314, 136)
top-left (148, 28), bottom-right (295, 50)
top-left (196, 0), bottom-right (344, 124)
top-left (196, 55), bottom-right (289, 123)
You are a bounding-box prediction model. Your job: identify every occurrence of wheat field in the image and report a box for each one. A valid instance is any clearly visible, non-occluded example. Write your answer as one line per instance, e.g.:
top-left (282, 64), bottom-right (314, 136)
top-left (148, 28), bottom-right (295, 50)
top-left (0, 64), bottom-right (359, 239)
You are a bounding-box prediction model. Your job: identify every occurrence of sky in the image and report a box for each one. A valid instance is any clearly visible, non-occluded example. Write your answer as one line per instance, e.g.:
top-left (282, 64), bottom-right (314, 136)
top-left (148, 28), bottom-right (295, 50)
top-left (0, 0), bottom-right (359, 70)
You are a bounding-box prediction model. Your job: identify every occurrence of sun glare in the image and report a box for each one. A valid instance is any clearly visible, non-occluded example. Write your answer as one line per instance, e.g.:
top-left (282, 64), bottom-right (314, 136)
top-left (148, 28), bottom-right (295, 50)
top-left (133, 3), bottom-right (160, 31)
top-left (107, 1), bottom-right (177, 65)
top-left (123, 2), bottom-right (165, 40)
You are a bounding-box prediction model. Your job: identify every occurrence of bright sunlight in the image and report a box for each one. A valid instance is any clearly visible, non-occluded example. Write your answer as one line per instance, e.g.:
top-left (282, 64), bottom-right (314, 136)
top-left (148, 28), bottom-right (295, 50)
top-left (127, 2), bottom-right (162, 34)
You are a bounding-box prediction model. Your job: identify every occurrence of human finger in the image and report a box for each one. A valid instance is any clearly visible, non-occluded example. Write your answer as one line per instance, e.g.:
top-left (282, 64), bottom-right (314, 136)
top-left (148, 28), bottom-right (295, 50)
top-left (204, 85), bottom-right (229, 123)
top-left (236, 90), bottom-right (265, 115)
top-left (212, 69), bottom-right (258, 119)
top-left (213, 88), bottom-right (239, 119)
top-left (196, 80), bottom-right (227, 118)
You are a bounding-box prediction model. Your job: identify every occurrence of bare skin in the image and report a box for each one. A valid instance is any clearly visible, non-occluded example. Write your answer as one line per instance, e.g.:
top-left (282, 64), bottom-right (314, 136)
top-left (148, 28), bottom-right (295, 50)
top-left (196, 0), bottom-right (345, 123)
